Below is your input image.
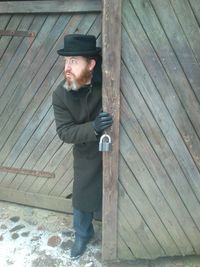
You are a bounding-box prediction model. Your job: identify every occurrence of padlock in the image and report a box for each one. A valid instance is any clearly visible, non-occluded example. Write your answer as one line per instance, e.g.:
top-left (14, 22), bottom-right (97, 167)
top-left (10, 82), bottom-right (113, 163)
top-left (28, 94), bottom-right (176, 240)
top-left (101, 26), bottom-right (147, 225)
top-left (99, 134), bottom-right (112, 152)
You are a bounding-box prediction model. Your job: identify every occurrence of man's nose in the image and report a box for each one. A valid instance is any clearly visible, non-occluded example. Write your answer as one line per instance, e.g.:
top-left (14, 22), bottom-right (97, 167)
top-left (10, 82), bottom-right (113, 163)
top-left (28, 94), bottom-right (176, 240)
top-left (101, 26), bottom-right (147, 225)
top-left (65, 63), bottom-right (71, 72)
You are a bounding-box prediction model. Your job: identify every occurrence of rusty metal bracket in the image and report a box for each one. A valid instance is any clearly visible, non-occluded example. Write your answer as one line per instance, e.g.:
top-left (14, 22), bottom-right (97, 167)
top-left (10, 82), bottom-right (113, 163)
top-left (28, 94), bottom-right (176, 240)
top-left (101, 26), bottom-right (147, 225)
top-left (0, 166), bottom-right (55, 178)
top-left (0, 30), bottom-right (35, 37)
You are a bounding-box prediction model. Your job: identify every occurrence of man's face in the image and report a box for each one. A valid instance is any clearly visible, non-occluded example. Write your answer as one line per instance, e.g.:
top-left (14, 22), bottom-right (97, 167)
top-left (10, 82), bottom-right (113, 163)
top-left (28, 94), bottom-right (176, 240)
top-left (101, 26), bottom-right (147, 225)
top-left (63, 56), bottom-right (96, 91)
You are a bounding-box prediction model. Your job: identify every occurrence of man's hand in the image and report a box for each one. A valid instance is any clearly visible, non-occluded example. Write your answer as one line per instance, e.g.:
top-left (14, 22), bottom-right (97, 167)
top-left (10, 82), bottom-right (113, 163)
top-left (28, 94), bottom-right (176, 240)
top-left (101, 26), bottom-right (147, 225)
top-left (93, 112), bottom-right (113, 134)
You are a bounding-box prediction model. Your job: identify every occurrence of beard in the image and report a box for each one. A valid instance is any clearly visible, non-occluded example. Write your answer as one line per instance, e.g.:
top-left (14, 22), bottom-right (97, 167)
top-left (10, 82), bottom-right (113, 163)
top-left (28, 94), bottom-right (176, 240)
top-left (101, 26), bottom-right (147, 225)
top-left (63, 67), bottom-right (92, 91)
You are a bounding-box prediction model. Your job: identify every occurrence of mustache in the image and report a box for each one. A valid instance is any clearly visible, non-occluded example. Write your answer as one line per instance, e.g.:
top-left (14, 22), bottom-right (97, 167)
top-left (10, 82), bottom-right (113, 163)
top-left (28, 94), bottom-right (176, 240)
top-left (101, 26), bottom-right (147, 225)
top-left (64, 71), bottom-right (75, 78)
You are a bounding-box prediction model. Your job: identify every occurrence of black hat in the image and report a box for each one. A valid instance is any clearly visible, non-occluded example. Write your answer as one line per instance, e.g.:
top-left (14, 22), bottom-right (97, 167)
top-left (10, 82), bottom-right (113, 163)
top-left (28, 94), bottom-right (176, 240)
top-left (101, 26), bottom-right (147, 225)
top-left (57, 34), bottom-right (101, 57)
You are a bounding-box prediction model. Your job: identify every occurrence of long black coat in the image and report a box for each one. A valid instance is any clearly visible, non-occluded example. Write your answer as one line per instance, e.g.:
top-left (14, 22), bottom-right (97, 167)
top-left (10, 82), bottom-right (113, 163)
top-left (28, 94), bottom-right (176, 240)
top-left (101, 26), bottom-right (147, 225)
top-left (52, 80), bottom-right (102, 212)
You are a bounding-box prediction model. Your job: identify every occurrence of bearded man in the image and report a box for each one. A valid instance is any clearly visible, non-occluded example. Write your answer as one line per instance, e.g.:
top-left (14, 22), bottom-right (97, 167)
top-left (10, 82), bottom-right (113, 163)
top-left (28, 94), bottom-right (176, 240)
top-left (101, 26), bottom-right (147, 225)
top-left (52, 34), bottom-right (112, 259)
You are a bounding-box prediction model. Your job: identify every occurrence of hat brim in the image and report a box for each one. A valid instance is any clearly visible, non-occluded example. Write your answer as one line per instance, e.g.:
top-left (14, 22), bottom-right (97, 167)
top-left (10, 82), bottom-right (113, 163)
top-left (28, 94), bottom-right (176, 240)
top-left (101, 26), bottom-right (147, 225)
top-left (57, 47), bottom-right (101, 57)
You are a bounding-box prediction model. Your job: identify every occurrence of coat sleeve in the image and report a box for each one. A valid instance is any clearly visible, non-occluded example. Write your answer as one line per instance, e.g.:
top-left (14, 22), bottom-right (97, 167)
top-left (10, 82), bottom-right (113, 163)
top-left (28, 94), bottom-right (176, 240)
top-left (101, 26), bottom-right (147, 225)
top-left (52, 91), bottom-right (98, 144)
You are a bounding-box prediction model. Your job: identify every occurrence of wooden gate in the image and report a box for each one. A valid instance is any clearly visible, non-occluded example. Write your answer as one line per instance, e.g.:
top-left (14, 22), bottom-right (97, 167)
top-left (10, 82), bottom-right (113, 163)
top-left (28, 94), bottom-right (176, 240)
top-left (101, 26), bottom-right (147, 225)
top-left (117, 0), bottom-right (200, 261)
top-left (0, 1), bottom-right (101, 213)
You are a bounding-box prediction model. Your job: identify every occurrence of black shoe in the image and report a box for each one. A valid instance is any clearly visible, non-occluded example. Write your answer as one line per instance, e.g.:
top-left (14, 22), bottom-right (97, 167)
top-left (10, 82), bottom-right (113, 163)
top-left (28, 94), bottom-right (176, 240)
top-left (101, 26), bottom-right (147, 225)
top-left (70, 235), bottom-right (92, 259)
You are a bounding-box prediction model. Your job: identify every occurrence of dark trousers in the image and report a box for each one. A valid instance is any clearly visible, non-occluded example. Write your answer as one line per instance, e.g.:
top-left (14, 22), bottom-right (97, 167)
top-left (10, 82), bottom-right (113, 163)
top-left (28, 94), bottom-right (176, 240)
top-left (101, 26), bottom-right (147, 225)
top-left (73, 208), bottom-right (94, 239)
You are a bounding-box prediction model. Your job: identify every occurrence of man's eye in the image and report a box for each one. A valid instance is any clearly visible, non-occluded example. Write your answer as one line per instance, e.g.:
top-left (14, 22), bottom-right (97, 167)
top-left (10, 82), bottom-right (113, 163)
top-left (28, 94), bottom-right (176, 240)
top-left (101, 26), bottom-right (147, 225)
top-left (71, 59), bottom-right (77, 64)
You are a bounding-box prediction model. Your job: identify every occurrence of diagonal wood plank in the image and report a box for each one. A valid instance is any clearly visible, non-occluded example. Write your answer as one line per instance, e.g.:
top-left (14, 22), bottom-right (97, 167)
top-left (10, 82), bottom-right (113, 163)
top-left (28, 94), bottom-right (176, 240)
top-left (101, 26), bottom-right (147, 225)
top-left (118, 182), bottom-right (165, 258)
top-left (170, 0), bottom-right (200, 65)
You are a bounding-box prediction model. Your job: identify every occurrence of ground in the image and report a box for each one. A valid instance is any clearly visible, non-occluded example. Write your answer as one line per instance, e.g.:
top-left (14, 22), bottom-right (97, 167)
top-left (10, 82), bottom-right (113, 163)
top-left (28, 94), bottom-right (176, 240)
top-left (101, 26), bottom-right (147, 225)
top-left (0, 201), bottom-right (200, 267)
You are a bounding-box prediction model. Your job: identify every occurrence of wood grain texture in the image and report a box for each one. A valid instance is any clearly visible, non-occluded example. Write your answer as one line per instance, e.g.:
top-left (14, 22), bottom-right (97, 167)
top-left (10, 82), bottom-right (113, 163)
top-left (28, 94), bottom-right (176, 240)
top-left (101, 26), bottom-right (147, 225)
top-left (0, 11), bottom-right (102, 215)
top-left (102, 0), bottom-right (121, 261)
top-left (0, 0), bottom-right (101, 13)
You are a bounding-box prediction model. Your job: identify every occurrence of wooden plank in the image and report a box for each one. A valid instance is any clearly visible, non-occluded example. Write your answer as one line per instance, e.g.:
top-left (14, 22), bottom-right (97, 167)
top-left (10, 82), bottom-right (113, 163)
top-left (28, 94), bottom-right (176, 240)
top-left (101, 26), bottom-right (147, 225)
top-left (87, 14), bottom-right (102, 36)
top-left (8, 123), bottom-right (57, 189)
top-left (0, 187), bottom-right (72, 213)
top-left (0, 14), bottom-right (21, 58)
top-left (0, 14), bottom-right (72, 140)
top-left (121, 93), bottom-right (200, 254)
top-left (122, 0), bottom-right (200, 246)
top-left (49, 168), bottom-right (73, 197)
top-left (28, 137), bottom-right (72, 194)
top-left (150, 0), bottom-right (200, 102)
top-left (14, 125), bottom-right (58, 191)
top-left (120, 61), bottom-right (200, 237)
top-left (102, 0), bottom-right (121, 261)
top-left (0, 14), bottom-right (83, 163)
top-left (119, 155), bottom-right (179, 256)
top-left (0, 14), bottom-right (34, 79)
top-left (170, 0), bottom-right (200, 65)
top-left (0, 1), bottom-right (101, 14)
top-left (121, 5), bottom-right (200, 202)
top-left (118, 208), bottom-right (150, 259)
top-left (0, 166), bottom-right (55, 178)
top-left (126, 0), bottom-right (200, 169)
top-left (120, 127), bottom-right (195, 256)
top-left (118, 182), bottom-right (165, 259)
top-left (61, 179), bottom-right (73, 198)
top-left (0, 15), bottom-right (58, 142)
top-left (0, 15), bottom-right (11, 33)
top-left (0, 15), bottom-right (47, 114)
top-left (189, 0), bottom-right (200, 24)
top-left (0, 15), bottom-right (23, 77)
top-left (18, 131), bottom-right (70, 193)
top-left (42, 159), bottom-right (73, 196)
top-left (38, 148), bottom-right (73, 195)
top-left (17, 15), bottom-right (100, 194)
top-left (118, 234), bottom-right (135, 261)
top-left (1, 70), bottom-right (61, 168)
top-left (0, 109), bottom-right (56, 187)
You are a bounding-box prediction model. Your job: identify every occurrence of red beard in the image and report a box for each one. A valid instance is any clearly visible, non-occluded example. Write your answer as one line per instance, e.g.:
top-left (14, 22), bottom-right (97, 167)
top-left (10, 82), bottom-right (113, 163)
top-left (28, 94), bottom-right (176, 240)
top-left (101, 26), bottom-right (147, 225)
top-left (64, 68), bottom-right (92, 91)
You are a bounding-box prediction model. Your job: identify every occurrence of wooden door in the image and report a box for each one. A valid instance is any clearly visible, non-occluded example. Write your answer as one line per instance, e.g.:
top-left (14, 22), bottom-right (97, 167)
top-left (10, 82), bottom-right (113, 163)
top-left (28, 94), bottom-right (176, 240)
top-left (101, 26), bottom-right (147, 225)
top-left (0, 1), bottom-right (101, 213)
top-left (118, 0), bottom-right (200, 260)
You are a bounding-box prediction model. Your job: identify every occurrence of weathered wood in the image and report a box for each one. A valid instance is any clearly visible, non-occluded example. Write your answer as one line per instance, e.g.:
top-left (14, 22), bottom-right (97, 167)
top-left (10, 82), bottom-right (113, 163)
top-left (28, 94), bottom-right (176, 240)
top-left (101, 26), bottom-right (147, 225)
top-left (0, 1), bottom-right (101, 14)
top-left (150, 0), bottom-right (200, 102)
top-left (121, 61), bottom-right (200, 239)
top-left (0, 15), bottom-right (23, 79)
top-left (0, 187), bottom-right (73, 213)
top-left (102, 0), bottom-right (121, 261)
top-left (118, 208), bottom-right (150, 259)
top-left (189, 0), bottom-right (200, 24)
top-left (122, 0), bottom-right (200, 233)
top-left (120, 127), bottom-right (195, 255)
top-left (127, 0), bottom-right (200, 169)
top-left (0, 14), bottom-right (34, 77)
top-left (120, 92), bottom-right (200, 253)
top-left (0, 30), bottom-right (35, 37)
top-left (0, 10), bottom-right (101, 215)
top-left (122, 2), bottom-right (200, 203)
top-left (0, 14), bottom-right (83, 162)
top-left (8, 122), bottom-right (57, 189)
top-left (28, 135), bottom-right (72, 193)
top-left (117, 234), bottom-right (135, 260)
top-left (170, 0), bottom-right (200, 65)
top-left (0, 15), bottom-right (22, 59)
top-left (39, 148), bottom-right (73, 195)
top-left (118, 182), bottom-right (165, 259)
top-left (119, 154), bottom-right (179, 256)
top-left (61, 179), bottom-right (73, 198)
top-left (0, 15), bottom-right (47, 114)
top-left (0, 166), bottom-right (55, 178)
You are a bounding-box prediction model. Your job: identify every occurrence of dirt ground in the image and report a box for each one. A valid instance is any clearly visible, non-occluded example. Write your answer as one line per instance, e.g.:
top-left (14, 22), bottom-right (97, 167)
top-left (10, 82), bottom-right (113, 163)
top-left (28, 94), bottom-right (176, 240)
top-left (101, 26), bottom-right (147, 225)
top-left (0, 201), bottom-right (200, 267)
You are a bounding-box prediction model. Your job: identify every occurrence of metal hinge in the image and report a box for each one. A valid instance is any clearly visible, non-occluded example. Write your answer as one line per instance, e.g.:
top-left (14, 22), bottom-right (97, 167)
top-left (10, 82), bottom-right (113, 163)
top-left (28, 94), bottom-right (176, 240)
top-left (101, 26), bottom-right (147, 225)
top-left (0, 30), bottom-right (35, 37)
top-left (0, 166), bottom-right (55, 178)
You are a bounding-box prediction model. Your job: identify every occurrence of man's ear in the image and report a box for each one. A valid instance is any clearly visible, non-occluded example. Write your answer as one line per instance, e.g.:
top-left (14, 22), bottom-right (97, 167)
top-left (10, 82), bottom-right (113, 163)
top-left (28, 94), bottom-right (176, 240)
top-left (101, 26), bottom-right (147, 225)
top-left (89, 59), bottom-right (96, 71)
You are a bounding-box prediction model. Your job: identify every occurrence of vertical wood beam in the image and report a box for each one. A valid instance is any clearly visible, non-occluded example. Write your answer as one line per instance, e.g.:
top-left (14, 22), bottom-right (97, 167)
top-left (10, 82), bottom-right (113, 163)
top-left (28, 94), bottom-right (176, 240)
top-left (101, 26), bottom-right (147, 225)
top-left (102, 0), bottom-right (121, 261)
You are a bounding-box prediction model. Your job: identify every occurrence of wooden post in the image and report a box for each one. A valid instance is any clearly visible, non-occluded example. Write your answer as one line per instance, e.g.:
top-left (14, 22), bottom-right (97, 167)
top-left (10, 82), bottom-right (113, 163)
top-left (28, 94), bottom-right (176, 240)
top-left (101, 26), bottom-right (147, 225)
top-left (102, 0), bottom-right (121, 261)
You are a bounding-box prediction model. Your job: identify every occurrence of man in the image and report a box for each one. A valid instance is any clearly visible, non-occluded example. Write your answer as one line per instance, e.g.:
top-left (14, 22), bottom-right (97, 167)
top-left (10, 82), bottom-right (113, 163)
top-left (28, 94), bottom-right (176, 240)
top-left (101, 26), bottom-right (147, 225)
top-left (52, 34), bottom-right (112, 259)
